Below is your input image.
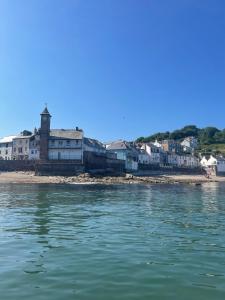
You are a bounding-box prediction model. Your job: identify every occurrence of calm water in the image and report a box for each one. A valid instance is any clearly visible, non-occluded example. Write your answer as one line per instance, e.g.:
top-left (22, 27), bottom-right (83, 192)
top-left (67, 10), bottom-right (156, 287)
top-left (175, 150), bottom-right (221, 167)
top-left (0, 183), bottom-right (225, 300)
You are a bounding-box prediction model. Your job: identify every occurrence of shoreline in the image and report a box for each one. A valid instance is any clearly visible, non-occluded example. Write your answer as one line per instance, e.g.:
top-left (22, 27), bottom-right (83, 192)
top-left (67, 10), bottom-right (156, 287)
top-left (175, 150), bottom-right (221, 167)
top-left (0, 171), bottom-right (225, 185)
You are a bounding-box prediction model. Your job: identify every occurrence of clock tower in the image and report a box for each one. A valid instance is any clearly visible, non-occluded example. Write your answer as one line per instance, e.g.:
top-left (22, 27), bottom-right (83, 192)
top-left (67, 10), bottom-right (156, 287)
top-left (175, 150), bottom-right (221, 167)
top-left (39, 107), bottom-right (51, 160)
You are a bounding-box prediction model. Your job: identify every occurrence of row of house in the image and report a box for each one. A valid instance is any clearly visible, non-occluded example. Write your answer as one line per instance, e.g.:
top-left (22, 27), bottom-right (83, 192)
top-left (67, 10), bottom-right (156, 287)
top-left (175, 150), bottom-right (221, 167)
top-left (105, 137), bottom-right (200, 171)
top-left (0, 107), bottom-right (209, 173)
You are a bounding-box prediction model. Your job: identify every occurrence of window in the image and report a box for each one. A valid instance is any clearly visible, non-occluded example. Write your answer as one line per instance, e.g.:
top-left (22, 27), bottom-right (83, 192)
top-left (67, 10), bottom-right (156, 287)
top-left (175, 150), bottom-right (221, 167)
top-left (31, 150), bottom-right (34, 154)
top-left (5, 150), bottom-right (8, 155)
top-left (18, 147), bottom-right (23, 153)
top-left (14, 148), bottom-right (16, 152)
top-left (66, 140), bottom-right (70, 145)
top-left (59, 141), bottom-right (63, 145)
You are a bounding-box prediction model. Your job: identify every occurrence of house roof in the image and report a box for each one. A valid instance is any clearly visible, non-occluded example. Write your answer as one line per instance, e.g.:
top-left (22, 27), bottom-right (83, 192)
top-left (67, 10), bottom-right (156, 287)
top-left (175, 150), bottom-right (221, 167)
top-left (84, 137), bottom-right (105, 150)
top-left (107, 140), bottom-right (139, 155)
top-left (49, 129), bottom-right (83, 140)
top-left (0, 135), bottom-right (17, 143)
top-left (13, 135), bottom-right (33, 140)
top-left (107, 140), bottom-right (131, 150)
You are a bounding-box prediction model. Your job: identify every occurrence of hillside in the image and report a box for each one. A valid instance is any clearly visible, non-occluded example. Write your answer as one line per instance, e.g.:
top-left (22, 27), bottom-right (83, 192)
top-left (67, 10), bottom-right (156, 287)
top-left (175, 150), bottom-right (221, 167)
top-left (136, 125), bottom-right (225, 155)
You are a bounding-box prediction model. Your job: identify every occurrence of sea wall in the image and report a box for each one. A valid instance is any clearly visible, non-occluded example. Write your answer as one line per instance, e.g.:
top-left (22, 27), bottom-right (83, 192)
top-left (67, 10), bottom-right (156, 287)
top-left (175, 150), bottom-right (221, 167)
top-left (0, 160), bottom-right (35, 171)
top-left (35, 160), bottom-right (84, 176)
top-left (137, 163), bottom-right (202, 176)
top-left (83, 151), bottom-right (125, 174)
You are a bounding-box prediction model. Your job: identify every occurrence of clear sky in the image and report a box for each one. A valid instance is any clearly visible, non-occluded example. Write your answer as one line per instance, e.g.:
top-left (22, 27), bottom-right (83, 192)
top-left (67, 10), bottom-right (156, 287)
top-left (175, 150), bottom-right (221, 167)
top-left (0, 0), bottom-right (224, 141)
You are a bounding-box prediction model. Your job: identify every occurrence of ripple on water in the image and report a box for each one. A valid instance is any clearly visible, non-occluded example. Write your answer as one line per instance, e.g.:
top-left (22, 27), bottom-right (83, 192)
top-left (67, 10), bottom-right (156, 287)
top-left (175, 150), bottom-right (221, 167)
top-left (0, 183), bottom-right (225, 300)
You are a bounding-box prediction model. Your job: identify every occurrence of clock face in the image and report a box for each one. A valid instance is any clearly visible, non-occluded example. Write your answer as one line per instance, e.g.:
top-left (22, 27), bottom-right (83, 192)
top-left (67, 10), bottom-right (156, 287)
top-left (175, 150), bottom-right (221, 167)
top-left (42, 116), bottom-right (48, 121)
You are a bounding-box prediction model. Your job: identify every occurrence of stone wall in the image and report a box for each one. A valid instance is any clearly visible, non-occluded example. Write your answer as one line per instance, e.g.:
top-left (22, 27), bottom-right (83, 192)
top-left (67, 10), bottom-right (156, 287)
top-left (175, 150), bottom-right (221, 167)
top-left (83, 151), bottom-right (125, 174)
top-left (137, 163), bottom-right (202, 175)
top-left (35, 160), bottom-right (84, 176)
top-left (0, 160), bottom-right (35, 171)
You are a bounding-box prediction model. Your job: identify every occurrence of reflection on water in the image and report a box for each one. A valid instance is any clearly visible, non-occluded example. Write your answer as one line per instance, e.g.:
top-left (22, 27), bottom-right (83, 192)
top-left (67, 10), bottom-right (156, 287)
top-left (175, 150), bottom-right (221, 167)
top-left (0, 183), bottom-right (225, 300)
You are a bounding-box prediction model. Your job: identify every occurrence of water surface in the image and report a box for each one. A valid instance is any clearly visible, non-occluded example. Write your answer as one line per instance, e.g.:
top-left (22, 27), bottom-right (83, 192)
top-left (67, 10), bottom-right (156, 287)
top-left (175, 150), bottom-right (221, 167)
top-left (0, 183), bottom-right (225, 300)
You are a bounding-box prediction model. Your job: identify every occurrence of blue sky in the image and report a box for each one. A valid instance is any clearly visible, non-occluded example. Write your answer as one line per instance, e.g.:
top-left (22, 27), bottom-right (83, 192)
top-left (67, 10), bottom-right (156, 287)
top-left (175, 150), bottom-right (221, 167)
top-left (0, 0), bottom-right (224, 141)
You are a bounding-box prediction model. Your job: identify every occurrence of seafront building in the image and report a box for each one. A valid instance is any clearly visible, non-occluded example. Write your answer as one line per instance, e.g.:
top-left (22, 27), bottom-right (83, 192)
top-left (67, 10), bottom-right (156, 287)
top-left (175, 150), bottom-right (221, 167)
top-left (0, 106), bottom-right (207, 173)
top-left (106, 140), bottom-right (139, 171)
top-left (200, 155), bottom-right (225, 176)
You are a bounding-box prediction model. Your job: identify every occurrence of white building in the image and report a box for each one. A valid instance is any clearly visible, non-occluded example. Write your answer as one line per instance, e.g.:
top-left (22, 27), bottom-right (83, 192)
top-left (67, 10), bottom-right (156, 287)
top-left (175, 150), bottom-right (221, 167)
top-left (138, 148), bottom-right (151, 164)
top-left (106, 140), bottom-right (138, 171)
top-left (181, 137), bottom-right (198, 153)
top-left (141, 143), bottom-right (161, 164)
top-left (0, 136), bottom-right (17, 160)
top-left (153, 140), bottom-right (162, 148)
top-left (200, 156), bottom-right (208, 168)
top-left (168, 153), bottom-right (199, 168)
top-left (201, 155), bottom-right (225, 175)
top-left (48, 129), bottom-right (84, 160)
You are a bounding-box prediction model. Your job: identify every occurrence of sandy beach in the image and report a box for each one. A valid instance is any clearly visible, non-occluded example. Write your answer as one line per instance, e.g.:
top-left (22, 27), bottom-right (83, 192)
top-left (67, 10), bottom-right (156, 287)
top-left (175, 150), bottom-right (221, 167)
top-left (0, 171), bottom-right (225, 185)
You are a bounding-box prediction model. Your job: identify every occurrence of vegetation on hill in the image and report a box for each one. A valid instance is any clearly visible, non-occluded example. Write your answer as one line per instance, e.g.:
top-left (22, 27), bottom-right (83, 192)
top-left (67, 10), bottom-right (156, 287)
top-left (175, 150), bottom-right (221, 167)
top-left (136, 125), bottom-right (225, 155)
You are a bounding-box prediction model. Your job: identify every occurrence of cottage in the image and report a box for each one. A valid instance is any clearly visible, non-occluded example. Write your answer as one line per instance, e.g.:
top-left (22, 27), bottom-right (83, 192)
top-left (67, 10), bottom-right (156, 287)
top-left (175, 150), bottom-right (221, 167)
top-left (106, 140), bottom-right (138, 171)
top-left (201, 155), bottom-right (225, 175)
top-left (137, 148), bottom-right (151, 165)
top-left (140, 143), bottom-right (161, 164)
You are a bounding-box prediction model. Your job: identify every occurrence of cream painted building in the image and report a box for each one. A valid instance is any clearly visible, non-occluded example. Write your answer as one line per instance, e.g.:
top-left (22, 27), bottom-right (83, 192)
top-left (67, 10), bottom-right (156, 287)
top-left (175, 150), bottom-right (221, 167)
top-left (12, 135), bottom-right (32, 160)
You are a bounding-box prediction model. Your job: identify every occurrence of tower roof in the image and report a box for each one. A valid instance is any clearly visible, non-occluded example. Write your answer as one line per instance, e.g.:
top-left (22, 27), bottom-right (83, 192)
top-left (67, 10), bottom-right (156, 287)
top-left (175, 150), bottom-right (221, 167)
top-left (41, 106), bottom-right (51, 116)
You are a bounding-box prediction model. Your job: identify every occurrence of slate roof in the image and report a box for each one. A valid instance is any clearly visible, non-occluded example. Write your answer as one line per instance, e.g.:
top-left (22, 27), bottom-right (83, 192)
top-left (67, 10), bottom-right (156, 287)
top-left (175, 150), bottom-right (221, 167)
top-left (84, 137), bottom-right (105, 150)
top-left (107, 140), bottom-right (139, 155)
top-left (0, 135), bottom-right (17, 143)
top-left (13, 135), bottom-right (33, 140)
top-left (107, 140), bottom-right (130, 150)
top-left (49, 129), bottom-right (83, 140)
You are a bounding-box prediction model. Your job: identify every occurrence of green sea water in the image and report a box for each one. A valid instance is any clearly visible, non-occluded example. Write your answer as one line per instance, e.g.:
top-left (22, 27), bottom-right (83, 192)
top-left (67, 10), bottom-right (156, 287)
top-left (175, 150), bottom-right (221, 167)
top-left (0, 183), bottom-right (225, 300)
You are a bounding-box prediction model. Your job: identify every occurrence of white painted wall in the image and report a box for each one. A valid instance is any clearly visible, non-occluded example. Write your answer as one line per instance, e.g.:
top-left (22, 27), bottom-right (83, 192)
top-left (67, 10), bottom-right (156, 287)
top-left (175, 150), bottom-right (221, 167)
top-left (48, 149), bottom-right (82, 160)
top-left (0, 142), bottom-right (13, 160)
